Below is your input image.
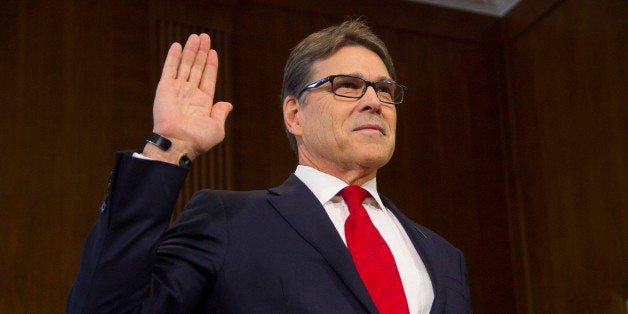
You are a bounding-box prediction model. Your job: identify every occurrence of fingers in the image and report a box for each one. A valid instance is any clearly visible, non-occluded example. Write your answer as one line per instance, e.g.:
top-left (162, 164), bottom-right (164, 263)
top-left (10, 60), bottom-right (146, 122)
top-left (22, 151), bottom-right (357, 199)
top-left (200, 49), bottom-right (220, 98)
top-left (170, 33), bottom-right (214, 89)
top-left (211, 101), bottom-right (233, 126)
top-left (161, 42), bottom-right (182, 80)
top-left (177, 34), bottom-right (201, 80)
top-left (189, 34), bottom-right (211, 85)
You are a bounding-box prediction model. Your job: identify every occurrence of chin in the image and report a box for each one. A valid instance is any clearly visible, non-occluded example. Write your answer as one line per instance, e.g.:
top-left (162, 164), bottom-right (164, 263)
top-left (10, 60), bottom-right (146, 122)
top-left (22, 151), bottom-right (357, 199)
top-left (344, 142), bottom-right (394, 168)
top-left (355, 152), bottom-right (393, 170)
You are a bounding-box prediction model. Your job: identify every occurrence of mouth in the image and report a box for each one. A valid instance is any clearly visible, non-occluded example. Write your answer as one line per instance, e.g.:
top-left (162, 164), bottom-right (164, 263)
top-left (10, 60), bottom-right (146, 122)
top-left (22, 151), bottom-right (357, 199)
top-left (354, 124), bottom-right (385, 135)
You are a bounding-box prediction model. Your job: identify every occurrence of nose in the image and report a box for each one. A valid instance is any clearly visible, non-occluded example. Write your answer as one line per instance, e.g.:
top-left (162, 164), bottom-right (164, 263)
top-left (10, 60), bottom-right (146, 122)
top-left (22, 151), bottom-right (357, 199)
top-left (357, 86), bottom-right (382, 113)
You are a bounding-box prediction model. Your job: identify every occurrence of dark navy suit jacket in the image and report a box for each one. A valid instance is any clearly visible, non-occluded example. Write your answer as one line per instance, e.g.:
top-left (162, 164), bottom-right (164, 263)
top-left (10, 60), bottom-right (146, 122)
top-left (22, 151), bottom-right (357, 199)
top-left (67, 152), bottom-right (471, 313)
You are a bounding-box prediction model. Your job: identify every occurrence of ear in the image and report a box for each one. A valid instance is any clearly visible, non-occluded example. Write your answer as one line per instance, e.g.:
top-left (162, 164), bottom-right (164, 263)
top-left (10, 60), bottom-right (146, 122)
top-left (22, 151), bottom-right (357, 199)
top-left (283, 96), bottom-right (303, 137)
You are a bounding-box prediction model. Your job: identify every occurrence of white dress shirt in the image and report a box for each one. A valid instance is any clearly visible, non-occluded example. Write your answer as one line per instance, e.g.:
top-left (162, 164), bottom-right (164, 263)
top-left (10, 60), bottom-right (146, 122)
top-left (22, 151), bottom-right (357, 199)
top-left (294, 165), bottom-right (434, 314)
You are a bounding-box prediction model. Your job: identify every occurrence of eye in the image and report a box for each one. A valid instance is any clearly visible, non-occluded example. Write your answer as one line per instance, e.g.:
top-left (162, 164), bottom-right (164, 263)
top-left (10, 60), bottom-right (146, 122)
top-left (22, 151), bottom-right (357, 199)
top-left (333, 76), bottom-right (365, 97)
top-left (334, 77), bottom-right (363, 89)
top-left (376, 84), bottom-right (392, 94)
top-left (340, 81), bottom-right (359, 89)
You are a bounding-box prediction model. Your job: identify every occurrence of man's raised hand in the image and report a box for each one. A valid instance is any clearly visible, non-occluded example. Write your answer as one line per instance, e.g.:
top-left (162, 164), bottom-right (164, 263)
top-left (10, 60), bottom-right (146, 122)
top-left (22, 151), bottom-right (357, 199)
top-left (144, 33), bottom-right (232, 164)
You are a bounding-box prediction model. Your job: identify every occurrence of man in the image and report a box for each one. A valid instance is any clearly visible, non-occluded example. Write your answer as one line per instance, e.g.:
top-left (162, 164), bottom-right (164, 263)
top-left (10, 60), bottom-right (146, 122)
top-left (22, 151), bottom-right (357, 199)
top-left (67, 20), bottom-right (471, 313)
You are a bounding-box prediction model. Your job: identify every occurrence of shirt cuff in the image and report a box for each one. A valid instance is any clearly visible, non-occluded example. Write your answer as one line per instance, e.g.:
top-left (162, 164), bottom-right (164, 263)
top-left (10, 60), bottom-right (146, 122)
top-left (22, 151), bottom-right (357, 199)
top-left (132, 152), bottom-right (153, 160)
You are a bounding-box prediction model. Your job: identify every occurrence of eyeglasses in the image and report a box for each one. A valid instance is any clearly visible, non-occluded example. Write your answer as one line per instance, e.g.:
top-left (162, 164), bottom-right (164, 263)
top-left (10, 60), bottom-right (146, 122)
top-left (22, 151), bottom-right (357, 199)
top-left (297, 75), bottom-right (407, 105)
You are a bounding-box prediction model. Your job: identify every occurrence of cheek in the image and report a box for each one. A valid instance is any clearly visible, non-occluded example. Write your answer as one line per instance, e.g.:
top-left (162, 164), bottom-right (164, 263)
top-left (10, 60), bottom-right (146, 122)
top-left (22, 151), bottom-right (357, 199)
top-left (312, 103), bottom-right (344, 138)
top-left (302, 106), bottom-right (334, 144)
top-left (385, 109), bottom-right (397, 134)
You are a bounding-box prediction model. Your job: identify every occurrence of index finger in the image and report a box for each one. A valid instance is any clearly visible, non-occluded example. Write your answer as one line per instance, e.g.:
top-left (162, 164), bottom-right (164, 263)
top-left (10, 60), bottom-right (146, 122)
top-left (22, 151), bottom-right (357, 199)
top-left (199, 49), bottom-right (219, 97)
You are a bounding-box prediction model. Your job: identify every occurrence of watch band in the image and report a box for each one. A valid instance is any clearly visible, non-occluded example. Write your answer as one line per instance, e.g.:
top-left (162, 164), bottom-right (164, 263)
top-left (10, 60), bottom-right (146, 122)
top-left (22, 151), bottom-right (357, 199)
top-left (146, 132), bottom-right (192, 168)
top-left (146, 132), bottom-right (172, 151)
top-left (179, 155), bottom-right (192, 168)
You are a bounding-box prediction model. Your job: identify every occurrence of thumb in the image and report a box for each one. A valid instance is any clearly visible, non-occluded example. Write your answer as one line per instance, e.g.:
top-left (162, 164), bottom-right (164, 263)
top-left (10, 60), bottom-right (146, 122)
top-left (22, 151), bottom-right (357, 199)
top-left (211, 101), bottom-right (233, 125)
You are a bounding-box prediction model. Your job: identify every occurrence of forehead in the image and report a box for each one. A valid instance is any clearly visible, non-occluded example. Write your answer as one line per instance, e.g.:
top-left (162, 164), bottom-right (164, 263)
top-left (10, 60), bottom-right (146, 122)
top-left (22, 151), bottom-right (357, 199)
top-left (312, 45), bottom-right (391, 80)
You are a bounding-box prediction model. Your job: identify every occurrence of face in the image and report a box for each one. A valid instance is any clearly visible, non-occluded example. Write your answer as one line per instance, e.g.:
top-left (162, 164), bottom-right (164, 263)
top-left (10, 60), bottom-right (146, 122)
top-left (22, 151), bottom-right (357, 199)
top-left (285, 45), bottom-right (397, 180)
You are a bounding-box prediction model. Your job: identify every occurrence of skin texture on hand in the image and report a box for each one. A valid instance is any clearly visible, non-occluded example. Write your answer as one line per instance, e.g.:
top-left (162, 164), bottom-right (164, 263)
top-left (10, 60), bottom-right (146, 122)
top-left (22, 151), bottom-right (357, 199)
top-left (143, 33), bottom-right (232, 164)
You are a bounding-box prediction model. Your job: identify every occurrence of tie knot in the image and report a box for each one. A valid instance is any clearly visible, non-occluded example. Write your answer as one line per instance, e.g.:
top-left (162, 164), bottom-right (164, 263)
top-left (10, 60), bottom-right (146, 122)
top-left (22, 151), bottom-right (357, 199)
top-left (339, 185), bottom-right (369, 206)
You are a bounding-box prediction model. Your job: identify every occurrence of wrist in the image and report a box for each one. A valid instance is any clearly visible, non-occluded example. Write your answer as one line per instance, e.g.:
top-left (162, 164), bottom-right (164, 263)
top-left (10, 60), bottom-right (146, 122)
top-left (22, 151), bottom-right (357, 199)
top-left (143, 133), bottom-right (195, 168)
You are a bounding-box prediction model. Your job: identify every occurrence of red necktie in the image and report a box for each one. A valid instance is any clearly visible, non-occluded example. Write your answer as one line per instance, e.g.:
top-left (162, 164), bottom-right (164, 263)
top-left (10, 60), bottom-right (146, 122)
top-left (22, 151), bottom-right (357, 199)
top-left (340, 185), bottom-right (410, 314)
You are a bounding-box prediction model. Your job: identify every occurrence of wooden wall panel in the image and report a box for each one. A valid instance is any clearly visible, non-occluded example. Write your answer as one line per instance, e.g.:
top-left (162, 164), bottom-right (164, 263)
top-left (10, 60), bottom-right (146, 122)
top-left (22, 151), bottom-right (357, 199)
top-left (1, 1), bottom-right (153, 312)
top-left (504, 0), bottom-right (628, 312)
top-left (0, 1), bottom-right (234, 312)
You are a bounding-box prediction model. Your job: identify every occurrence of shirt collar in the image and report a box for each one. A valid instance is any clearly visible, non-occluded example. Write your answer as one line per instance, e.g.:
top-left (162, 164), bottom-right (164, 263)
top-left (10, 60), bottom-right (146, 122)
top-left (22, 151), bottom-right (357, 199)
top-left (294, 165), bottom-right (386, 210)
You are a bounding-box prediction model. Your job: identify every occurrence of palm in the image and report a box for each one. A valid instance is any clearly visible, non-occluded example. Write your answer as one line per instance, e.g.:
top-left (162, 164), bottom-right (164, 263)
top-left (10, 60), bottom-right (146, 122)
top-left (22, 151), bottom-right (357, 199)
top-left (152, 34), bottom-right (232, 159)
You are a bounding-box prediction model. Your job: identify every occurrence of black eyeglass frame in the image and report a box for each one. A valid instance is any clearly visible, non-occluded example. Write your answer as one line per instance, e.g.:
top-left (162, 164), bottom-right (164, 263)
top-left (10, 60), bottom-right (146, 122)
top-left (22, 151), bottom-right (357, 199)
top-left (296, 75), bottom-right (407, 105)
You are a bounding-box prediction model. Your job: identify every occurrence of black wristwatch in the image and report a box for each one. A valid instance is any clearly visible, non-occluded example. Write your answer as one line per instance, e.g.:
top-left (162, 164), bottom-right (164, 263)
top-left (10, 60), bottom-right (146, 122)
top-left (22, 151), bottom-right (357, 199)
top-left (146, 132), bottom-right (192, 168)
top-left (146, 132), bottom-right (172, 151)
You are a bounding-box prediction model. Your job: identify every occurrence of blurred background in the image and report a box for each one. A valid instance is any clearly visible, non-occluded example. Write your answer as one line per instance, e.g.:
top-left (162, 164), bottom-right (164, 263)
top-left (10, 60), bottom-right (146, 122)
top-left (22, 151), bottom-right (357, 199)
top-left (1, 0), bottom-right (626, 312)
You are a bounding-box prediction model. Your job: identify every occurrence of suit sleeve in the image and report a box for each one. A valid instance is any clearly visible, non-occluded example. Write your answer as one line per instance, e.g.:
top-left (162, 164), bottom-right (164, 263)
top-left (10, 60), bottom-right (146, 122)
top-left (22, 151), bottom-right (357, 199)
top-left (66, 151), bottom-right (225, 313)
top-left (458, 250), bottom-right (472, 313)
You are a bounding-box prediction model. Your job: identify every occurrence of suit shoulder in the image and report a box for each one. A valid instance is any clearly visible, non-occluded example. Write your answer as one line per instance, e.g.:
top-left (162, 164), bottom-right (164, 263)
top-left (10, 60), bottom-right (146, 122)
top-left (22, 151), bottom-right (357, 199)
top-left (188, 188), bottom-right (269, 205)
top-left (181, 188), bottom-right (271, 219)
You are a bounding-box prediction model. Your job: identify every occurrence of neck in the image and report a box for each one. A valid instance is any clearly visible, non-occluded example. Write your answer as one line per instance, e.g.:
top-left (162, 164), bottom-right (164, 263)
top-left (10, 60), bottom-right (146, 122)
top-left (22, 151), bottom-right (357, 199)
top-left (298, 159), bottom-right (377, 186)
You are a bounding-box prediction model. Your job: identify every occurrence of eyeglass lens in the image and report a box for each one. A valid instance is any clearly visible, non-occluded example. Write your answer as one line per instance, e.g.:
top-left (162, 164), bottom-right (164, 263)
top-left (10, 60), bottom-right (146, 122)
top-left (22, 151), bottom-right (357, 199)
top-left (331, 76), bottom-right (402, 104)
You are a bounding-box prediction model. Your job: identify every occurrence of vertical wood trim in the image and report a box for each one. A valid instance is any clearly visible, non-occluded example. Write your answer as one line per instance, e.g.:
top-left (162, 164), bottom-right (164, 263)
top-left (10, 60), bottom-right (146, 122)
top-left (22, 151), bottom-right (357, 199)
top-left (503, 0), bottom-right (564, 40)
top-left (500, 20), bottom-right (534, 314)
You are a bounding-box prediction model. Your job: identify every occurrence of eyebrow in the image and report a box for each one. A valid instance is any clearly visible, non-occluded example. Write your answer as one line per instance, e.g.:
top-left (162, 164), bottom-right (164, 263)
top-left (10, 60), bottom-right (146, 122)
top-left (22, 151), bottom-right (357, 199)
top-left (343, 72), bottom-right (393, 82)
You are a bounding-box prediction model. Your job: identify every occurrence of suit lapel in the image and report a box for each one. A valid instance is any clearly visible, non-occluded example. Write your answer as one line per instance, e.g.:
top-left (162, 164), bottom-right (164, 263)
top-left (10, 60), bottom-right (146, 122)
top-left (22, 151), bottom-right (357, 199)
top-left (267, 175), bottom-right (378, 314)
top-left (382, 197), bottom-right (446, 314)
